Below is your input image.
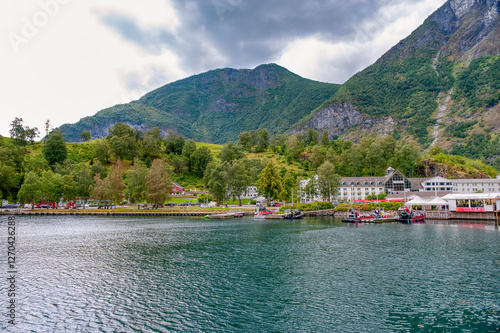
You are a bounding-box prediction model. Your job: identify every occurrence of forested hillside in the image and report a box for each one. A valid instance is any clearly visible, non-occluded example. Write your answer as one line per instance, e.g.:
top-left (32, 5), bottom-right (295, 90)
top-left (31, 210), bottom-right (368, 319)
top-left (2, 119), bottom-right (497, 207)
top-left (59, 64), bottom-right (339, 144)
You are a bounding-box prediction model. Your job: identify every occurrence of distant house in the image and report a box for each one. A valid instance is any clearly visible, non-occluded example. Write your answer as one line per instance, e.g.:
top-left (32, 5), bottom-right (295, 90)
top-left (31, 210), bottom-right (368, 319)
top-left (172, 182), bottom-right (184, 194)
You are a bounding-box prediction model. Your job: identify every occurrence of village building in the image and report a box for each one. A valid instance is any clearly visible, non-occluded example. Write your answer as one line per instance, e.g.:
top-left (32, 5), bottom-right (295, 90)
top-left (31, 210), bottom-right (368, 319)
top-left (299, 168), bottom-right (426, 203)
top-left (172, 182), bottom-right (185, 194)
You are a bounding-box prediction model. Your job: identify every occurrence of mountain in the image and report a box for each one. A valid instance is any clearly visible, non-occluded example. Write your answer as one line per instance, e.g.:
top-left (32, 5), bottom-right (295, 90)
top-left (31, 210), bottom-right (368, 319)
top-left (59, 0), bottom-right (499, 164)
top-left (59, 64), bottom-right (339, 143)
top-left (294, 0), bottom-right (499, 153)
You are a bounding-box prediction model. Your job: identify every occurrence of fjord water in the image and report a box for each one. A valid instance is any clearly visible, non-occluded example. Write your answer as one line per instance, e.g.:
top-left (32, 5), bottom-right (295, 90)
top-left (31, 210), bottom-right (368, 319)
top-left (2, 216), bottom-right (499, 332)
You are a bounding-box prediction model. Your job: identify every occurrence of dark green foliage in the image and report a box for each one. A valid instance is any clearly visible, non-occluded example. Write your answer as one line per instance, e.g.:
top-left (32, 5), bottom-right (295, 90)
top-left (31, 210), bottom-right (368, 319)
top-left (219, 141), bottom-right (245, 164)
top-left (436, 56), bottom-right (455, 91)
top-left (107, 123), bottom-right (137, 161)
top-left (0, 165), bottom-right (20, 200)
top-left (453, 55), bottom-right (500, 110)
top-left (444, 120), bottom-right (477, 138)
top-left (80, 131), bottom-right (91, 142)
top-left (43, 131), bottom-right (68, 166)
top-left (59, 64), bottom-right (339, 144)
top-left (165, 130), bottom-right (185, 155)
top-left (9, 117), bottom-right (27, 146)
top-left (451, 134), bottom-right (500, 162)
top-left (191, 147), bottom-right (213, 176)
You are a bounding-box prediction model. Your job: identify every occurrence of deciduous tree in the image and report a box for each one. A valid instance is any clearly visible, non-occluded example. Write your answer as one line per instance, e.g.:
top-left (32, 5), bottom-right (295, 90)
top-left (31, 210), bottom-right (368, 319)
top-left (256, 162), bottom-right (283, 203)
top-left (317, 161), bottom-right (341, 201)
top-left (125, 162), bottom-right (148, 205)
top-left (191, 146), bottom-right (213, 176)
top-left (108, 123), bottom-right (137, 161)
top-left (225, 160), bottom-right (250, 206)
top-left (142, 127), bottom-right (163, 158)
top-left (43, 130), bottom-right (67, 166)
top-left (18, 172), bottom-right (42, 208)
top-left (144, 159), bottom-right (172, 208)
top-left (204, 161), bottom-right (227, 205)
top-left (80, 131), bottom-right (91, 142)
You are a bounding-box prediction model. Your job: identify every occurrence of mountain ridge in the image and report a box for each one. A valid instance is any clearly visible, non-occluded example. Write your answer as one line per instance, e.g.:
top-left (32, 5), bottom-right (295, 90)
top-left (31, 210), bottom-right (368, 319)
top-left (59, 63), bottom-right (339, 143)
top-left (58, 0), bottom-right (499, 165)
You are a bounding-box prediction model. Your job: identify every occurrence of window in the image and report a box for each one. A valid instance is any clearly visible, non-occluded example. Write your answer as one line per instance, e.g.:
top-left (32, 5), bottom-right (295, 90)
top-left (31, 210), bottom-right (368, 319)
top-left (470, 200), bottom-right (483, 208)
top-left (457, 200), bottom-right (468, 208)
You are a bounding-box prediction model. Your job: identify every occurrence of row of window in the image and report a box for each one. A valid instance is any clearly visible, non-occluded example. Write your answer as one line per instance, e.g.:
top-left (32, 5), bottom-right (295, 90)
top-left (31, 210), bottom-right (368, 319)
top-left (341, 181), bottom-right (384, 186)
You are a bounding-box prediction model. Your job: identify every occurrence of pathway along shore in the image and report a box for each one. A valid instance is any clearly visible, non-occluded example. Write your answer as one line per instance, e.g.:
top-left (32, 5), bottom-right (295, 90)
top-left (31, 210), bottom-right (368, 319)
top-left (0, 209), bottom-right (337, 218)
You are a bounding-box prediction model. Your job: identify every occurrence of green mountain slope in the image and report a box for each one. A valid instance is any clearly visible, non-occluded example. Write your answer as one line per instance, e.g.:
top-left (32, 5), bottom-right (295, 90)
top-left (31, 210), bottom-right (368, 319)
top-left (298, 0), bottom-right (499, 154)
top-left (60, 64), bottom-right (339, 143)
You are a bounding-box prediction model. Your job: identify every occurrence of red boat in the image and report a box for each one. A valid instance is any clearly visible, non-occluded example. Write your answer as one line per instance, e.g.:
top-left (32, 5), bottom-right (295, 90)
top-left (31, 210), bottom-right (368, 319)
top-left (396, 206), bottom-right (425, 224)
top-left (342, 209), bottom-right (374, 223)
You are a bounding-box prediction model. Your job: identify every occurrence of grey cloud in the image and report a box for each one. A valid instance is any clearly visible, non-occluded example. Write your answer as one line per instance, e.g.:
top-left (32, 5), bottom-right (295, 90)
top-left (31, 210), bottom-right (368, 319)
top-left (99, 0), bottom-right (436, 81)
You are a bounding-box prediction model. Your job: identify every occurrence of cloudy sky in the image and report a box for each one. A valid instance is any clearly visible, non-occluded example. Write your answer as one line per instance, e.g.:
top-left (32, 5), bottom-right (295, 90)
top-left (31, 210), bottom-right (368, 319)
top-left (0, 0), bottom-right (447, 138)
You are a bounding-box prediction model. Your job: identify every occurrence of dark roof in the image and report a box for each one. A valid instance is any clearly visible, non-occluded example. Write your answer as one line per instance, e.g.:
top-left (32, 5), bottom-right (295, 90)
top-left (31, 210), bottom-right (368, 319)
top-left (340, 177), bottom-right (385, 187)
top-left (408, 178), bottom-right (426, 189)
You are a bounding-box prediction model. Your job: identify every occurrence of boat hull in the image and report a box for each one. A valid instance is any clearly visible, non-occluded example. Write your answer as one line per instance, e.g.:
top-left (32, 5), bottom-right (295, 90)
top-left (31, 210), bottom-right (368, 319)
top-left (396, 215), bottom-right (426, 224)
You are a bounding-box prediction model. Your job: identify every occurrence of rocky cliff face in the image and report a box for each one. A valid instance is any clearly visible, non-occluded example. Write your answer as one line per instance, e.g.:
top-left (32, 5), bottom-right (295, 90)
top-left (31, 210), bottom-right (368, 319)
top-left (443, 0), bottom-right (500, 60)
top-left (292, 0), bottom-right (499, 143)
top-left (289, 103), bottom-right (403, 139)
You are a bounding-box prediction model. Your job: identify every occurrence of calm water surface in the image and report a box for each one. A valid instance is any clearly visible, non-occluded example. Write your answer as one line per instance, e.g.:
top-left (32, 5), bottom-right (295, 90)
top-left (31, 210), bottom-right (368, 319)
top-left (1, 216), bottom-right (499, 332)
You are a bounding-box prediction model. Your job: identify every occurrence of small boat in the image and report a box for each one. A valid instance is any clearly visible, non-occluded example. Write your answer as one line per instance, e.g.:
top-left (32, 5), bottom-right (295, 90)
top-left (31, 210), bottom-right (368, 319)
top-left (254, 205), bottom-right (274, 219)
top-left (342, 209), bottom-right (374, 223)
top-left (396, 207), bottom-right (425, 224)
top-left (368, 208), bottom-right (397, 223)
top-left (283, 209), bottom-right (304, 219)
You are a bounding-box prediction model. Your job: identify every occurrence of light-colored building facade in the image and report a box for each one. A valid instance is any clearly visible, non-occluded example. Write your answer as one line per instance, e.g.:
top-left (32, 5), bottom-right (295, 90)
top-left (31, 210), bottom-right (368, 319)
top-left (423, 174), bottom-right (500, 193)
top-left (421, 176), bottom-right (454, 192)
top-left (452, 178), bottom-right (500, 193)
top-left (337, 177), bottom-right (386, 202)
top-left (299, 168), bottom-right (425, 203)
top-left (298, 170), bottom-right (500, 203)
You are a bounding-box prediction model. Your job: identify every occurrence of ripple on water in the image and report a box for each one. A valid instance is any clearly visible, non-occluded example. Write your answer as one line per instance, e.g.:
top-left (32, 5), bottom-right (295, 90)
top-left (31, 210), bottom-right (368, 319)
top-left (3, 216), bottom-right (499, 332)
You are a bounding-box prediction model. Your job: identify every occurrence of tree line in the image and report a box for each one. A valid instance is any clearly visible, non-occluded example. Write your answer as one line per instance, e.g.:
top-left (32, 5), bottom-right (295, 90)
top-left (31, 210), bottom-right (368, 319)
top-left (0, 117), bottom-right (462, 207)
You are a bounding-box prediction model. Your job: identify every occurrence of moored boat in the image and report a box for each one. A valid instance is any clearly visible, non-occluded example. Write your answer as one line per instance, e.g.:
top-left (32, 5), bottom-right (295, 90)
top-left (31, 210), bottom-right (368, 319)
top-left (396, 206), bottom-right (425, 224)
top-left (342, 209), bottom-right (374, 223)
top-left (283, 209), bottom-right (304, 219)
top-left (254, 205), bottom-right (274, 219)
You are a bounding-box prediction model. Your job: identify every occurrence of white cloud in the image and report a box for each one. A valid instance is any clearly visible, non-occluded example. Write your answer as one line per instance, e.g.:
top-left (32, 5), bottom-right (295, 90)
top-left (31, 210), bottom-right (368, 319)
top-left (0, 0), bottom-right (188, 137)
top-left (0, 0), bottom-right (447, 137)
top-left (275, 0), bottom-right (446, 83)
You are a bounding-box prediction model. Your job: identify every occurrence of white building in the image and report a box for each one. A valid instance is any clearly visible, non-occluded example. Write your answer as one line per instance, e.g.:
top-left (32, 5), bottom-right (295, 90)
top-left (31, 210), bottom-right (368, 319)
top-left (421, 176), bottom-right (454, 192)
top-left (337, 177), bottom-right (386, 202)
top-left (299, 168), bottom-right (423, 202)
top-left (452, 178), bottom-right (500, 193)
